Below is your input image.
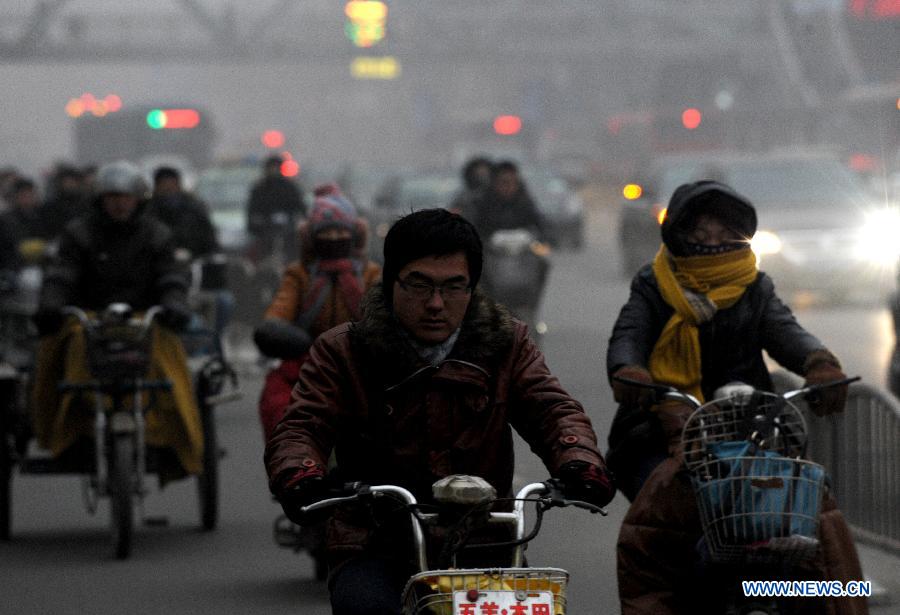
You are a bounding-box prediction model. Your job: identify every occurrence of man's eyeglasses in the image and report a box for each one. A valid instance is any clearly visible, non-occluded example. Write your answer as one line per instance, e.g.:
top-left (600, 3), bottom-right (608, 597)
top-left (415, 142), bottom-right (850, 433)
top-left (397, 277), bottom-right (471, 301)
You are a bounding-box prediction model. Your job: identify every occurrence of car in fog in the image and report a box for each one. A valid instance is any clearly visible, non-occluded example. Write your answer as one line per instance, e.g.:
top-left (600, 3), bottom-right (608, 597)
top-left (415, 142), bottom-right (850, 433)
top-left (522, 168), bottom-right (585, 249)
top-left (369, 171), bottom-right (461, 262)
top-left (618, 150), bottom-right (891, 301)
top-left (194, 162), bottom-right (260, 254)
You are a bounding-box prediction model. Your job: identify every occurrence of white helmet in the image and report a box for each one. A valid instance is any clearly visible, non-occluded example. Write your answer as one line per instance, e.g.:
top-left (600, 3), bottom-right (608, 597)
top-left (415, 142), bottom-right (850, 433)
top-left (95, 161), bottom-right (149, 198)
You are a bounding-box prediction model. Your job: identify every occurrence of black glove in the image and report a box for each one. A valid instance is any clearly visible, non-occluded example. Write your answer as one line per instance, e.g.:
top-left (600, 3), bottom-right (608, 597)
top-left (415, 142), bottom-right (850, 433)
top-left (33, 308), bottom-right (65, 337)
top-left (611, 365), bottom-right (655, 408)
top-left (275, 465), bottom-right (327, 526)
top-left (803, 350), bottom-right (849, 417)
top-left (253, 319), bottom-right (312, 359)
top-left (558, 460), bottom-right (616, 508)
top-left (159, 300), bottom-right (192, 332)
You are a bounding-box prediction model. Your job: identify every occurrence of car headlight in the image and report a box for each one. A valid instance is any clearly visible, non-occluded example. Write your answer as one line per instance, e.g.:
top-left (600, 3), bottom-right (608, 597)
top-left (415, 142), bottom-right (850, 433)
top-left (856, 208), bottom-right (900, 265)
top-left (751, 230), bottom-right (782, 257)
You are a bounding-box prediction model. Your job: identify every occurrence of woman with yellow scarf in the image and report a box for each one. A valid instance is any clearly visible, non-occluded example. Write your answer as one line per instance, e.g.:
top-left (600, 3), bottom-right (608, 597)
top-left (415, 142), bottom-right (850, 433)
top-left (606, 181), bottom-right (866, 615)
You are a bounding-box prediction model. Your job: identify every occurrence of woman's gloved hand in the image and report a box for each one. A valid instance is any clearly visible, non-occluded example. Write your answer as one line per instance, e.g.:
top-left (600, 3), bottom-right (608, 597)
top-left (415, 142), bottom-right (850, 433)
top-left (803, 349), bottom-right (849, 416)
top-left (656, 399), bottom-right (695, 458)
top-left (611, 365), bottom-right (654, 408)
top-left (557, 460), bottom-right (616, 508)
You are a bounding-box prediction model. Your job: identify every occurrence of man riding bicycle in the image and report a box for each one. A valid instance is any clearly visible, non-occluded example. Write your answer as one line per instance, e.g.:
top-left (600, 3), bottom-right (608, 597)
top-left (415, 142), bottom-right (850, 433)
top-left (265, 208), bottom-right (614, 615)
top-left (31, 160), bottom-right (203, 481)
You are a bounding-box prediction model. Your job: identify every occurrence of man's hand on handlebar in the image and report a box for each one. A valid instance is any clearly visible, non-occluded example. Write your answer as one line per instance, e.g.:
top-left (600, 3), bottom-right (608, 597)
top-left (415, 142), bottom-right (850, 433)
top-left (556, 460), bottom-right (616, 510)
top-left (275, 465), bottom-right (327, 526)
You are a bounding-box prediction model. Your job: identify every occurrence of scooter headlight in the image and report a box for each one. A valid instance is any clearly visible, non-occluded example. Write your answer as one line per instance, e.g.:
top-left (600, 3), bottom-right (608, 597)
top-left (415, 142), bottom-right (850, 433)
top-left (856, 208), bottom-right (900, 266)
top-left (750, 230), bottom-right (782, 257)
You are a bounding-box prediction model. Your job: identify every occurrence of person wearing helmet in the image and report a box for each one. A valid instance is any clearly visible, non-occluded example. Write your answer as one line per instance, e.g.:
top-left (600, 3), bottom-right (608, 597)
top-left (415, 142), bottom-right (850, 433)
top-left (30, 160), bottom-right (203, 480)
top-left (606, 181), bottom-right (866, 614)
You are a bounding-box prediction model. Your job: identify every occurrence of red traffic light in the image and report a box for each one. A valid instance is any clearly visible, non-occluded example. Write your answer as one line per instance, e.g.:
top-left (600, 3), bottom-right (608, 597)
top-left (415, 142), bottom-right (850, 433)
top-left (493, 115), bottom-right (522, 136)
top-left (281, 159), bottom-right (300, 177)
top-left (681, 108), bottom-right (702, 130)
top-left (262, 130), bottom-right (285, 149)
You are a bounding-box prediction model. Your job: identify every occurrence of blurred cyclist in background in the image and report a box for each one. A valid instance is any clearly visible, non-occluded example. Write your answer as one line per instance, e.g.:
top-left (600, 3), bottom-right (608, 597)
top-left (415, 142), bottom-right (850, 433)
top-left (449, 155), bottom-right (492, 221)
top-left (472, 160), bottom-right (544, 240)
top-left (246, 155), bottom-right (307, 260)
top-left (31, 160), bottom-right (202, 480)
top-left (147, 166), bottom-right (219, 260)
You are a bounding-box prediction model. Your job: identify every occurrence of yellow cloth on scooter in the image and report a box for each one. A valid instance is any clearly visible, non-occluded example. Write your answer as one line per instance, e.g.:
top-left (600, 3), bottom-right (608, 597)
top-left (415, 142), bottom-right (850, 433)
top-left (31, 317), bottom-right (204, 477)
top-left (649, 246), bottom-right (757, 402)
top-left (415, 573), bottom-right (564, 615)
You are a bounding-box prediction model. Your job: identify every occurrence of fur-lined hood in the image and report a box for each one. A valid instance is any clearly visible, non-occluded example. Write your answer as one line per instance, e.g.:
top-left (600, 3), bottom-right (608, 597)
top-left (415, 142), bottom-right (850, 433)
top-left (349, 285), bottom-right (517, 380)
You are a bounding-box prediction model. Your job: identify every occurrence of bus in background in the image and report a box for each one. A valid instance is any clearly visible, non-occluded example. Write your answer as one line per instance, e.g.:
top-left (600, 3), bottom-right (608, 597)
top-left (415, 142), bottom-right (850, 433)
top-left (72, 104), bottom-right (217, 172)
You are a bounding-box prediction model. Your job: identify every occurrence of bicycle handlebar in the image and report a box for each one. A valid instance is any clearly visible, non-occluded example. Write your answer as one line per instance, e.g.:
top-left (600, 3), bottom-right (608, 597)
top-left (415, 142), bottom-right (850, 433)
top-left (612, 374), bottom-right (860, 407)
top-left (61, 304), bottom-right (164, 330)
top-left (299, 478), bottom-right (606, 571)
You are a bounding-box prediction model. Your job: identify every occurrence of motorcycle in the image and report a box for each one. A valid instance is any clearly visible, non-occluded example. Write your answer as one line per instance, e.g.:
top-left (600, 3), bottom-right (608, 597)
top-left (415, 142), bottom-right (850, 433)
top-left (613, 375), bottom-right (858, 614)
top-left (481, 229), bottom-right (551, 333)
top-left (301, 474), bottom-right (606, 614)
top-left (0, 303), bottom-right (233, 557)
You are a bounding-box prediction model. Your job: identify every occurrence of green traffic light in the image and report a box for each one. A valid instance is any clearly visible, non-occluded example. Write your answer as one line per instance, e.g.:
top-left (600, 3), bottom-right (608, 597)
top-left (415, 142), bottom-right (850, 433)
top-left (146, 109), bottom-right (166, 130)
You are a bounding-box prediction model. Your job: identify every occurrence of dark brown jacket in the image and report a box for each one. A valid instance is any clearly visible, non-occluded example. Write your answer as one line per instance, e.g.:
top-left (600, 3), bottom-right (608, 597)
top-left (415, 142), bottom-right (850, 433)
top-left (265, 286), bottom-right (604, 563)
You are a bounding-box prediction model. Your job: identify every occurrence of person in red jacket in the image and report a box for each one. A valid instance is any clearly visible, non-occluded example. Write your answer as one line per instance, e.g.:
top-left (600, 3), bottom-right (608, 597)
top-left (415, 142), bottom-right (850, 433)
top-left (254, 184), bottom-right (381, 442)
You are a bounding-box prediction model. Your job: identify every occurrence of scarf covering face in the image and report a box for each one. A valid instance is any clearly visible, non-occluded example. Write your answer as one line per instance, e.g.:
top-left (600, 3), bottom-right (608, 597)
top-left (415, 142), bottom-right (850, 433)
top-left (648, 244), bottom-right (758, 402)
top-left (299, 258), bottom-right (365, 321)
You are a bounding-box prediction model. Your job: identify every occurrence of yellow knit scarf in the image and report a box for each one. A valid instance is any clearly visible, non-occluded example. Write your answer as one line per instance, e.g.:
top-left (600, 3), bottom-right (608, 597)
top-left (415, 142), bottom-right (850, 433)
top-left (649, 245), bottom-right (758, 402)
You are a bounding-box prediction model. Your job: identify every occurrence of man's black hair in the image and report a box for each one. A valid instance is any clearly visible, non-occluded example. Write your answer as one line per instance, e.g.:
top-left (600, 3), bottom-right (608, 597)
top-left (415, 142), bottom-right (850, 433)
top-left (491, 160), bottom-right (519, 179)
top-left (153, 166), bottom-right (181, 184)
top-left (382, 208), bottom-right (483, 307)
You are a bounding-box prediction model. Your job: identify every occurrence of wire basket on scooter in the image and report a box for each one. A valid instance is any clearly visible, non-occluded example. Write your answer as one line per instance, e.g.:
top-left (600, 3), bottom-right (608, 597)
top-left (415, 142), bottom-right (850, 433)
top-left (84, 321), bottom-right (153, 381)
top-left (682, 391), bottom-right (824, 564)
top-left (401, 567), bottom-right (568, 615)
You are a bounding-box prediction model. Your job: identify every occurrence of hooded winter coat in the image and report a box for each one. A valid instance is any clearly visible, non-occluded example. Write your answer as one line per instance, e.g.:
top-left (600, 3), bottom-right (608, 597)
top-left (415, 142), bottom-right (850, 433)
top-left (265, 286), bottom-right (604, 568)
top-left (608, 181), bottom-right (867, 615)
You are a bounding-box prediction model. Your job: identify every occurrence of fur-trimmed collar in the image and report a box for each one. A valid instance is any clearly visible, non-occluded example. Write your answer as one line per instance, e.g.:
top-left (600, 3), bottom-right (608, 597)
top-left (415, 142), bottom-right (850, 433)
top-left (349, 285), bottom-right (517, 381)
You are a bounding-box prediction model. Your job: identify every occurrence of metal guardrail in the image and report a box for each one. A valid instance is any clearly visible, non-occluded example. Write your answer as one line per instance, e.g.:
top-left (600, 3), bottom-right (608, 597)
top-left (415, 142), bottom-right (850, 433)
top-left (772, 370), bottom-right (900, 556)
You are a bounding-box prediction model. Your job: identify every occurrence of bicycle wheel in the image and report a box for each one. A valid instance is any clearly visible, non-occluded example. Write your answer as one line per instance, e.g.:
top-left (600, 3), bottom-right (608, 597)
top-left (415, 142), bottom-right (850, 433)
top-left (196, 393), bottom-right (219, 531)
top-left (0, 377), bottom-right (17, 541)
top-left (109, 434), bottom-right (135, 559)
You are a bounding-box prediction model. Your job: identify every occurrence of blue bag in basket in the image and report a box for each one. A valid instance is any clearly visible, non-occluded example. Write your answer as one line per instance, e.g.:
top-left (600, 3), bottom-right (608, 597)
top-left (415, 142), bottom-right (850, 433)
top-left (698, 441), bottom-right (824, 544)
